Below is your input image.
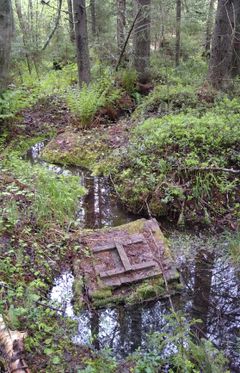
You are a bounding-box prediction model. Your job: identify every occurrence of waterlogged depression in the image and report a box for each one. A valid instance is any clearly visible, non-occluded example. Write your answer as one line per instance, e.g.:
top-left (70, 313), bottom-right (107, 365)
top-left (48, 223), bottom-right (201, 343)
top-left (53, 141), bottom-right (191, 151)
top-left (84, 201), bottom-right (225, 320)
top-left (28, 142), bottom-right (240, 369)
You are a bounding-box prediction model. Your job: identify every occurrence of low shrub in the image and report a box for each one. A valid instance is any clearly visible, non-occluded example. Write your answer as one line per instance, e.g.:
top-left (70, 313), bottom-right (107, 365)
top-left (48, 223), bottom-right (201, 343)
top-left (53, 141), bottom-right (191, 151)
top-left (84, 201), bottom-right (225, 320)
top-left (0, 64), bottom-right (78, 122)
top-left (112, 99), bottom-right (240, 225)
top-left (133, 83), bottom-right (199, 119)
top-left (66, 78), bottom-right (122, 127)
top-left (1, 156), bottom-right (85, 228)
top-left (117, 68), bottom-right (138, 95)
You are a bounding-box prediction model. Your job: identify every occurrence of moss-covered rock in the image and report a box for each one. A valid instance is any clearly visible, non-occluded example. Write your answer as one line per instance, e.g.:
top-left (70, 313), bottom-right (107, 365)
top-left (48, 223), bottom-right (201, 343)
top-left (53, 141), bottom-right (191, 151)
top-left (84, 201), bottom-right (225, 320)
top-left (41, 130), bottom-right (109, 170)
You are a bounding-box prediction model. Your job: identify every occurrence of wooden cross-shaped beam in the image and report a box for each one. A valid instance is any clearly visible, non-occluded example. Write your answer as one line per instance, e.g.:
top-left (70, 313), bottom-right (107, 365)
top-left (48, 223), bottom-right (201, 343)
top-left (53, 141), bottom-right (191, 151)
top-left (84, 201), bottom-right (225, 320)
top-left (92, 234), bottom-right (156, 279)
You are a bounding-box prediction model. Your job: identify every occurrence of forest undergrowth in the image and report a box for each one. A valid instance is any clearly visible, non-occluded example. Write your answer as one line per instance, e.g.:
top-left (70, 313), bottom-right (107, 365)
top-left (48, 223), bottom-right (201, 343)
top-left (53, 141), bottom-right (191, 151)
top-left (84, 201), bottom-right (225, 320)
top-left (0, 59), bottom-right (239, 372)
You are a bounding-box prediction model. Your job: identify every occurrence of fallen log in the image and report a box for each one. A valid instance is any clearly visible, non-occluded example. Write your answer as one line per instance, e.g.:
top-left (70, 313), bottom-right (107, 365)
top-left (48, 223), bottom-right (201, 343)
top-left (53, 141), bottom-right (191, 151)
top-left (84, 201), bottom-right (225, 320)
top-left (0, 315), bottom-right (30, 373)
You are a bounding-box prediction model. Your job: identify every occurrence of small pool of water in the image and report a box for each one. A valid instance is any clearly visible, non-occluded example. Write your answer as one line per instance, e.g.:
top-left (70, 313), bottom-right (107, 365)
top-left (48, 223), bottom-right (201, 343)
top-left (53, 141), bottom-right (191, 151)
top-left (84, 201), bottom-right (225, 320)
top-left (27, 141), bottom-right (240, 370)
top-left (49, 237), bottom-right (240, 369)
top-left (25, 141), bottom-right (136, 229)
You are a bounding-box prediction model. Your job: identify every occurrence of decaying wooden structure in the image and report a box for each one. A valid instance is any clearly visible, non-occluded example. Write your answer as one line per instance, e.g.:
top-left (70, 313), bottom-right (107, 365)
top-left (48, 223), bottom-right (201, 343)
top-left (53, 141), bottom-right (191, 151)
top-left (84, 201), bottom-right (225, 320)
top-left (73, 218), bottom-right (180, 306)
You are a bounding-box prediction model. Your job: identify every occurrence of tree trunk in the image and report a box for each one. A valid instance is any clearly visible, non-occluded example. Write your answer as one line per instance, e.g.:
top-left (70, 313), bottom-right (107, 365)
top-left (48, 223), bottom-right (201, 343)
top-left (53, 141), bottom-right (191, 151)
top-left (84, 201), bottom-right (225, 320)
top-left (133, 0), bottom-right (151, 83)
top-left (72, 0), bottom-right (91, 86)
top-left (231, 2), bottom-right (240, 77)
top-left (117, 0), bottom-right (126, 55)
top-left (204, 0), bottom-right (216, 55)
top-left (208, 0), bottom-right (237, 89)
top-left (175, 0), bottom-right (181, 67)
top-left (15, 0), bottom-right (32, 74)
top-left (90, 0), bottom-right (97, 37)
top-left (67, 0), bottom-right (75, 43)
top-left (0, 0), bottom-right (13, 91)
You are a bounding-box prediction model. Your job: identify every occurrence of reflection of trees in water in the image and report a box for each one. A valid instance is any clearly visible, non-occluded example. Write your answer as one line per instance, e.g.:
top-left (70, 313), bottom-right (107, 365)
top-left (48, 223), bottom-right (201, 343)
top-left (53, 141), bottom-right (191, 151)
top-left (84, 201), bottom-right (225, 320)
top-left (83, 177), bottom-right (96, 228)
top-left (129, 306), bottom-right (142, 352)
top-left (80, 174), bottom-right (134, 229)
top-left (83, 252), bottom-right (240, 368)
top-left (81, 176), bottom-right (113, 229)
top-left (184, 250), bottom-right (240, 367)
top-left (191, 249), bottom-right (214, 340)
top-left (90, 310), bottom-right (100, 350)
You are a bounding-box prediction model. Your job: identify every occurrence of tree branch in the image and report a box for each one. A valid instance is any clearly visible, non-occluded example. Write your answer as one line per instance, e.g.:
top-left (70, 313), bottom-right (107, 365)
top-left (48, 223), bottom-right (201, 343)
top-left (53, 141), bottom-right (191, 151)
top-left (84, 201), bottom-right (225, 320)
top-left (42, 0), bottom-right (63, 51)
top-left (186, 166), bottom-right (240, 174)
top-left (115, 6), bottom-right (143, 71)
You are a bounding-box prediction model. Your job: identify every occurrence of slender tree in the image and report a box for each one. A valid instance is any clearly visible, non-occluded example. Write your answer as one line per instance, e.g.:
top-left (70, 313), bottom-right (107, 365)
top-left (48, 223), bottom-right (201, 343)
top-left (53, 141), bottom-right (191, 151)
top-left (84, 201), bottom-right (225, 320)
top-left (0, 0), bottom-right (13, 90)
top-left (208, 0), bottom-right (238, 89)
top-left (117, 0), bottom-right (126, 55)
top-left (90, 0), bottom-right (97, 37)
top-left (231, 2), bottom-right (240, 77)
top-left (67, 0), bottom-right (75, 43)
top-left (175, 0), bottom-right (181, 66)
top-left (72, 0), bottom-right (91, 86)
top-left (15, 0), bottom-right (32, 74)
top-left (133, 0), bottom-right (151, 83)
top-left (204, 0), bottom-right (216, 56)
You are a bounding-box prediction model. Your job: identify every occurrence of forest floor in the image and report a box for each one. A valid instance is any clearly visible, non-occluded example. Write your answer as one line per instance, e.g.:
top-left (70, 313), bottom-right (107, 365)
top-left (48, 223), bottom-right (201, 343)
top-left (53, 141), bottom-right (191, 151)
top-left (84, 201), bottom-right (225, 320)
top-left (0, 72), bottom-right (240, 372)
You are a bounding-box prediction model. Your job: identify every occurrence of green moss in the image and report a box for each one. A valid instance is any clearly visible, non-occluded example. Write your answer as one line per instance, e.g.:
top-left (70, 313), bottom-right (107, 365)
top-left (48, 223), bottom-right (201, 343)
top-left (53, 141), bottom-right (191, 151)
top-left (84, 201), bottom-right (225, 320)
top-left (93, 295), bottom-right (125, 308)
top-left (127, 278), bottom-right (171, 304)
top-left (92, 288), bottom-right (113, 300)
top-left (41, 131), bottom-right (109, 170)
top-left (114, 218), bottom-right (146, 235)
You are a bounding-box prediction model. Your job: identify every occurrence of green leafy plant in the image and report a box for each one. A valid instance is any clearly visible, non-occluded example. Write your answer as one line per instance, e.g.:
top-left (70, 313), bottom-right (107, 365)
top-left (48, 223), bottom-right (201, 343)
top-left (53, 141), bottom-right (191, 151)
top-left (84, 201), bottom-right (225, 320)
top-left (111, 99), bottom-right (240, 225)
top-left (66, 74), bottom-right (121, 127)
top-left (2, 156), bottom-right (85, 227)
top-left (118, 68), bottom-right (138, 94)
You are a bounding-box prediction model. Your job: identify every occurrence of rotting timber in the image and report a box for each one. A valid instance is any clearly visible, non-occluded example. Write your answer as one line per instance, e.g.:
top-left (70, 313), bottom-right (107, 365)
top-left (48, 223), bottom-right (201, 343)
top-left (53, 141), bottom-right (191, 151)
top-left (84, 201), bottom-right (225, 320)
top-left (72, 218), bottom-right (180, 308)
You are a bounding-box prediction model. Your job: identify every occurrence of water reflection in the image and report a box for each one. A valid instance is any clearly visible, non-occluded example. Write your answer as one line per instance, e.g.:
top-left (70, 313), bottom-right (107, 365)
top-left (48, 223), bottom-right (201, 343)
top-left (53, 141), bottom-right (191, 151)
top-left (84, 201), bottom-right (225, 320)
top-left (50, 247), bottom-right (240, 367)
top-left (27, 142), bottom-right (240, 367)
top-left (77, 175), bottom-right (134, 229)
top-left (25, 141), bottom-right (135, 229)
top-left (191, 249), bottom-right (214, 339)
top-left (182, 247), bottom-right (240, 368)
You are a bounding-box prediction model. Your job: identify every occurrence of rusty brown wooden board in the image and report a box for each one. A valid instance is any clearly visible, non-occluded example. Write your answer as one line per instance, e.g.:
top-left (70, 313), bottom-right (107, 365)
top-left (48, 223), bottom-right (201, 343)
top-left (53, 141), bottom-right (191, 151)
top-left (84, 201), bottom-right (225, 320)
top-left (99, 261), bottom-right (157, 279)
top-left (92, 234), bottom-right (146, 253)
top-left (115, 242), bottom-right (132, 271)
top-left (93, 232), bottom-right (159, 283)
top-left (103, 267), bottom-right (161, 286)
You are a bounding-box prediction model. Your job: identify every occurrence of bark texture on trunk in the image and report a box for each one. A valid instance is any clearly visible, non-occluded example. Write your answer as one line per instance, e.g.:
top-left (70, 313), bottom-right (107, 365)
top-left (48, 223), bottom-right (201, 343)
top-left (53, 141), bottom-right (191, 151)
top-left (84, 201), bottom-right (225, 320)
top-left (133, 0), bottom-right (151, 83)
top-left (231, 2), bottom-right (240, 77)
top-left (0, 0), bottom-right (13, 90)
top-left (72, 0), bottom-right (91, 86)
top-left (117, 0), bottom-right (126, 54)
top-left (208, 0), bottom-right (238, 89)
top-left (90, 0), bottom-right (97, 37)
top-left (204, 0), bottom-right (215, 55)
top-left (175, 0), bottom-right (181, 66)
top-left (67, 0), bottom-right (75, 43)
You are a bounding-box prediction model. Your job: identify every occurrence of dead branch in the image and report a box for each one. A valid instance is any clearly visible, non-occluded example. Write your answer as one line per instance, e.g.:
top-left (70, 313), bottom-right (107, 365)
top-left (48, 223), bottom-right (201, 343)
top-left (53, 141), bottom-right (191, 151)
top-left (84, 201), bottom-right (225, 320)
top-left (185, 166), bottom-right (240, 174)
top-left (115, 6), bottom-right (143, 71)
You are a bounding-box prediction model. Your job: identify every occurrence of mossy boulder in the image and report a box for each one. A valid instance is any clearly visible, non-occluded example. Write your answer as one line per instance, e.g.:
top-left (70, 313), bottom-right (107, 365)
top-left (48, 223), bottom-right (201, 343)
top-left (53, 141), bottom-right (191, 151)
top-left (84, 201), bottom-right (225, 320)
top-left (41, 130), bottom-right (109, 170)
